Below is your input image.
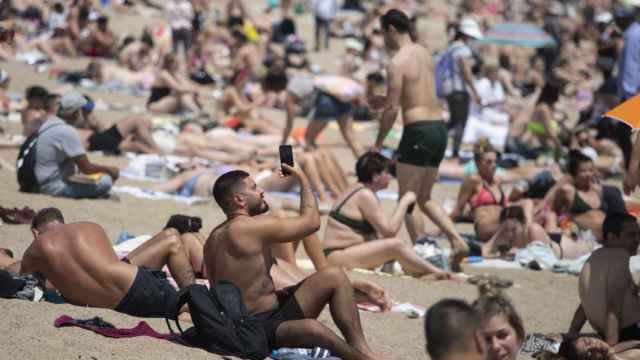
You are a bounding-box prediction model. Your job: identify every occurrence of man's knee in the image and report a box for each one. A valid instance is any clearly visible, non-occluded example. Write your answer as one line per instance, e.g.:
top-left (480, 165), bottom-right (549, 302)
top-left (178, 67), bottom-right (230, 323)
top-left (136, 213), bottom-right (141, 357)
top-left (95, 175), bottom-right (113, 195)
top-left (162, 228), bottom-right (180, 238)
top-left (318, 266), bottom-right (349, 285)
top-left (161, 229), bottom-right (184, 252)
top-left (297, 319), bottom-right (327, 338)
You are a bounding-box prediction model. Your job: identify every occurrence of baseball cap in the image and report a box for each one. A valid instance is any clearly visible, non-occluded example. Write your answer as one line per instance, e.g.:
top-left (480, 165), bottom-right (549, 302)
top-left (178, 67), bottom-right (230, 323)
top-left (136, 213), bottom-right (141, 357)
top-left (459, 18), bottom-right (483, 40)
top-left (59, 91), bottom-right (88, 114)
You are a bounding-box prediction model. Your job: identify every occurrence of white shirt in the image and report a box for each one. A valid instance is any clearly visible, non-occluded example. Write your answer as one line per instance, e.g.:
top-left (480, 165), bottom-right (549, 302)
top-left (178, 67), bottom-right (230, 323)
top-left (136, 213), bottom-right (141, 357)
top-left (165, 0), bottom-right (194, 31)
top-left (312, 0), bottom-right (338, 21)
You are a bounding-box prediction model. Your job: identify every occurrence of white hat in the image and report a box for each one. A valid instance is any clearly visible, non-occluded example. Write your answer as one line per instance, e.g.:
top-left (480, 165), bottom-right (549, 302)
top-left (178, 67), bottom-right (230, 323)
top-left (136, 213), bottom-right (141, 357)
top-left (459, 18), bottom-right (483, 40)
top-left (595, 11), bottom-right (613, 23)
top-left (345, 38), bottom-right (364, 52)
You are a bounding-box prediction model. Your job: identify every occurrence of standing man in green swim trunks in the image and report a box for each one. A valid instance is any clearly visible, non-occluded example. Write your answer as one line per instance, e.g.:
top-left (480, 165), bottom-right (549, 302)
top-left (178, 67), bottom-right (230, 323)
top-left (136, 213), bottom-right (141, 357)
top-left (372, 9), bottom-right (469, 271)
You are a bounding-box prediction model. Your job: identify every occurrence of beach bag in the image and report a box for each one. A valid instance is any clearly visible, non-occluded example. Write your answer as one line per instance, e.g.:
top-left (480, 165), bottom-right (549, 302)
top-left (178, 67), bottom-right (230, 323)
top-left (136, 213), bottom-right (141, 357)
top-left (434, 44), bottom-right (463, 99)
top-left (16, 123), bottom-right (61, 193)
top-left (165, 282), bottom-right (269, 360)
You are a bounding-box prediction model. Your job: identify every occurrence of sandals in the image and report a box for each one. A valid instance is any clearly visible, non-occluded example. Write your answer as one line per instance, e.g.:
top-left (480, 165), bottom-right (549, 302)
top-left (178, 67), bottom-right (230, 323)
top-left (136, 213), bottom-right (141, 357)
top-left (467, 274), bottom-right (514, 289)
top-left (0, 206), bottom-right (36, 225)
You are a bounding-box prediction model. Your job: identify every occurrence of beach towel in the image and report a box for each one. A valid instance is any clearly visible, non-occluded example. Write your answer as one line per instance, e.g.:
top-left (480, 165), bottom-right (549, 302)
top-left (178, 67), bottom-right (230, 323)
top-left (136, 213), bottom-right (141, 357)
top-left (514, 241), bottom-right (598, 275)
top-left (111, 186), bottom-right (209, 205)
top-left (356, 301), bottom-right (427, 318)
top-left (54, 315), bottom-right (175, 341)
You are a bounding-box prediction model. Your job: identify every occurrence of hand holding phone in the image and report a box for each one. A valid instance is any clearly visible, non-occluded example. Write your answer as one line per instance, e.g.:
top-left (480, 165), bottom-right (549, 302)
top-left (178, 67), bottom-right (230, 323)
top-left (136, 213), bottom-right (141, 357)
top-left (279, 145), bottom-right (294, 176)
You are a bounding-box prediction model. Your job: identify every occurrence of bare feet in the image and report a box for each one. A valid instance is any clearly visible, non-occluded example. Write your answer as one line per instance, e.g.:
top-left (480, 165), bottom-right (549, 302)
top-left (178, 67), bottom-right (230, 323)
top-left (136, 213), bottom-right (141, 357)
top-left (351, 279), bottom-right (391, 312)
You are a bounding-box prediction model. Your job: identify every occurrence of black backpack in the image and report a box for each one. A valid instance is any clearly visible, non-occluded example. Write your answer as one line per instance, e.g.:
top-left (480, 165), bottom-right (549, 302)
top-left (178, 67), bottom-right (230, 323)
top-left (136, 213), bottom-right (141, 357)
top-left (16, 124), bottom-right (60, 193)
top-left (166, 282), bottom-right (270, 360)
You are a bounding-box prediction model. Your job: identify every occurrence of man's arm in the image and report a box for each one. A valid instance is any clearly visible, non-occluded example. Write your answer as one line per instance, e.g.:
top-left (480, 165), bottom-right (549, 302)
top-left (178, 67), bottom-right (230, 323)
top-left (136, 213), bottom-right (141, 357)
top-left (73, 155), bottom-right (119, 180)
top-left (374, 60), bottom-right (402, 149)
top-left (359, 190), bottom-right (415, 238)
top-left (246, 164), bottom-right (320, 244)
top-left (19, 243), bottom-right (42, 276)
top-left (568, 304), bottom-right (587, 336)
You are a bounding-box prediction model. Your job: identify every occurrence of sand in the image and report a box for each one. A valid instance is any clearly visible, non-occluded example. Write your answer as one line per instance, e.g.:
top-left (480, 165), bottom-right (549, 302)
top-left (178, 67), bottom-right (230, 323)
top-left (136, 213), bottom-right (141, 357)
top-left (0, 2), bottom-right (597, 359)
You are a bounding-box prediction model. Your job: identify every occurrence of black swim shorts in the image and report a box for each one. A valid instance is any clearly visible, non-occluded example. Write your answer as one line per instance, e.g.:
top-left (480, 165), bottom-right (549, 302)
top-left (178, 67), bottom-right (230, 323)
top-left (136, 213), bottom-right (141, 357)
top-left (312, 92), bottom-right (352, 121)
top-left (115, 267), bottom-right (178, 319)
top-left (253, 282), bottom-right (306, 350)
top-left (88, 125), bottom-right (124, 154)
top-left (396, 120), bottom-right (448, 167)
top-left (620, 323), bottom-right (640, 342)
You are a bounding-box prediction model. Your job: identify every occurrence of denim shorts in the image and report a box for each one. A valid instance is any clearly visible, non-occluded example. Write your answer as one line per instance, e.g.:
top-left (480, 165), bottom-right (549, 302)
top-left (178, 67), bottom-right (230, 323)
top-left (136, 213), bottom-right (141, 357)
top-left (40, 175), bottom-right (113, 199)
top-left (312, 92), bottom-right (352, 121)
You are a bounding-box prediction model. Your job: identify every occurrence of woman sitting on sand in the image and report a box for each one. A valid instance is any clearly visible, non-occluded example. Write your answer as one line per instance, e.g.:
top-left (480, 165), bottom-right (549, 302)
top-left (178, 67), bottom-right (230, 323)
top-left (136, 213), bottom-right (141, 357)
top-left (451, 140), bottom-right (533, 242)
top-left (217, 68), bottom-right (281, 135)
top-left (550, 150), bottom-right (625, 242)
top-left (323, 152), bottom-right (455, 280)
top-left (472, 283), bottom-right (525, 360)
top-left (147, 54), bottom-right (203, 114)
top-left (481, 206), bottom-right (596, 260)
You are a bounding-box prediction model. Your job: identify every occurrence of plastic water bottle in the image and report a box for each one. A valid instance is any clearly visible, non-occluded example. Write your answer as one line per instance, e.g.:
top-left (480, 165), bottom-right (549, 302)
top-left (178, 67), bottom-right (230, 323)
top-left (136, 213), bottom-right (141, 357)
top-left (271, 348), bottom-right (309, 359)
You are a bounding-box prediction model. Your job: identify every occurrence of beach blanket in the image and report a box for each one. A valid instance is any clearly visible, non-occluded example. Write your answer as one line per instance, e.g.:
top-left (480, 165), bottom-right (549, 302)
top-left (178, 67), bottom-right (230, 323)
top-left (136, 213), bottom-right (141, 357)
top-left (111, 186), bottom-right (209, 205)
top-left (54, 315), bottom-right (175, 341)
top-left (515, 240), bottom-right (598, 275)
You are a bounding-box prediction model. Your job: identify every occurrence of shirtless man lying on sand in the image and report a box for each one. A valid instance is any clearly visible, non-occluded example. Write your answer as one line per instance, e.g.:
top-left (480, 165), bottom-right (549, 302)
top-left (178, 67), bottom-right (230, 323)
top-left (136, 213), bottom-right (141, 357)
top-left (205, 165), bottom-right (379, 359)
top-left (17, 207), bottom-right (196, 318)
top-left (568, 212), bottom-right (640, 345)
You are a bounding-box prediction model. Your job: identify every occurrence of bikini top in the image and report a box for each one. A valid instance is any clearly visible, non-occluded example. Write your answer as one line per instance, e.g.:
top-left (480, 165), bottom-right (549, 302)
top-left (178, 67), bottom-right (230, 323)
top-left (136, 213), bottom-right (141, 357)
top-left (329, 187), bottom-right (376, 236)
top-left (471, 182), bottom-right (507, 210)
top-left (570, 188), bottom-right (608, 215)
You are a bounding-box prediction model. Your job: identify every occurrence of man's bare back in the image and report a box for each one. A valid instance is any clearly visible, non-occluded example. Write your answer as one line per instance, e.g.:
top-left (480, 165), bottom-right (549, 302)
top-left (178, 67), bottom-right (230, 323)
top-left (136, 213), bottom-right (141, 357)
top-left (22, 222), bottom-right (135, 308)
top-left (205, 216), bottom-right (279, 314)
top-left (391, 43), bottom-right (443, 123)
top-left (579, 248), bottom-right (640, 336)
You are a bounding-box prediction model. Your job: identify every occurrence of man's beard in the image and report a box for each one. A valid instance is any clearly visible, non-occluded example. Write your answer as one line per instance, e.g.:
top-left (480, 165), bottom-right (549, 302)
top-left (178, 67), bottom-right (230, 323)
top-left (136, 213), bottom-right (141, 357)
top-left (249, 200), bottom-right (270, 216)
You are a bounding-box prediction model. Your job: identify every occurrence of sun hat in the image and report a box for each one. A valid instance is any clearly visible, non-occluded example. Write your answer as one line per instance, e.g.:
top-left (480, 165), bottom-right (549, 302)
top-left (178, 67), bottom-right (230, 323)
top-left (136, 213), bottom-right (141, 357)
top-left (459, 18), bottom-right (483, 40)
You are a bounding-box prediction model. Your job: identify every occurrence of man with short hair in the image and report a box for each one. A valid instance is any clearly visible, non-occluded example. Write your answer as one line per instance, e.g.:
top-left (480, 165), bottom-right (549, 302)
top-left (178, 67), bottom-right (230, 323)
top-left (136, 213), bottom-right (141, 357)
top-left (568, 212), bottom-right (640, 345)
top-left (19, 207), bottom-right (196, 318)
top-left (425, 298), bottom-right (487, 360)
top-left (373, 9), bottom-right (469, 271)
top-left (205, 165), bottom-right (377, 359)
top-left (35, 91), bottom-right (119, 198)
top-left (21, 86), bottom-right (49, 137)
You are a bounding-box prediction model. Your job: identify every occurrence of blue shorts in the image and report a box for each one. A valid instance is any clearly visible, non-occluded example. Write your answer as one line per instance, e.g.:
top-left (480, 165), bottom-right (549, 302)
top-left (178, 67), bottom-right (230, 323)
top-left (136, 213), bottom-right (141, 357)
top-left (312, 92), bottom-right (351, 121)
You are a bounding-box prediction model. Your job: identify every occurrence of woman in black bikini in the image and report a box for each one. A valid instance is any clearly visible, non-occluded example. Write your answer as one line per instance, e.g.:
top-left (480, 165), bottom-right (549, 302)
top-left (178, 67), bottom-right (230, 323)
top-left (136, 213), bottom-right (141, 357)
top-left (552, 150), bottom-right (625, 241)
top-left (147, 54), bottom-right (203, 114)
top-left (323, 152), bottom-right (454, 279)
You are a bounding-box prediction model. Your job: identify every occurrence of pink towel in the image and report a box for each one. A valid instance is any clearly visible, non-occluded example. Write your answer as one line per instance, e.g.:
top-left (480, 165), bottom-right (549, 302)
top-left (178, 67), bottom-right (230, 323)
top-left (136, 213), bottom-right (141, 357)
top-left (54, 315), bottom-right (175, 341)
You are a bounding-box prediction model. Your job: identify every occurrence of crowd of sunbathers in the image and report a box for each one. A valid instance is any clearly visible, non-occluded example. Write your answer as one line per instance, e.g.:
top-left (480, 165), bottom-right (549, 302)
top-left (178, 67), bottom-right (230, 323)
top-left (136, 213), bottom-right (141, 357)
top-left (2, 0), bottom-right (640, 359)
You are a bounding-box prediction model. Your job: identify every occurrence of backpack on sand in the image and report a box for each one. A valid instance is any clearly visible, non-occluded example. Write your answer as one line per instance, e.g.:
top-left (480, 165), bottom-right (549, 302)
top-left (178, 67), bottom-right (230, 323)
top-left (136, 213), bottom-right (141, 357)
top-left (165, 282), bottom-right (269, 360)
top-left (16, 124), bottom-right (61, 193)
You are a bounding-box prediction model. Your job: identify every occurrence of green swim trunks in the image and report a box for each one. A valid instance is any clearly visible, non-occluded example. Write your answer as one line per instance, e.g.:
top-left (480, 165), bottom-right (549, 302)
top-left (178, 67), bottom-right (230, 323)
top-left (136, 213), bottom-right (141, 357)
top-left (396, 120), bottom-right (448, 167)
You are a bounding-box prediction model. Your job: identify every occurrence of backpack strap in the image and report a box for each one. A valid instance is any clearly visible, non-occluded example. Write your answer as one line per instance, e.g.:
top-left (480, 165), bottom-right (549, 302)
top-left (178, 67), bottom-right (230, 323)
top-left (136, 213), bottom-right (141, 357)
top-left (165, 285), bottom-right (194, 337)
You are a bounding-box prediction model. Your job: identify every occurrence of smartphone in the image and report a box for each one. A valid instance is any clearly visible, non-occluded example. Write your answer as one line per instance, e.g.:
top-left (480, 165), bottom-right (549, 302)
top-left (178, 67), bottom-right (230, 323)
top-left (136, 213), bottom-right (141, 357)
top-left (279, 145), bottom-right (294, 175)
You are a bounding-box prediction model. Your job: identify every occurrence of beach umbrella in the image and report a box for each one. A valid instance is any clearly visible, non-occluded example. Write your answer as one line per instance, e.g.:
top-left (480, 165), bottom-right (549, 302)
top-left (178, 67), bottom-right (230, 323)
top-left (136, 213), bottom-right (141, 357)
top-left (604, 94), bottom-right (640, 128)
top-left (480, 22), bottom-right (557, 48)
